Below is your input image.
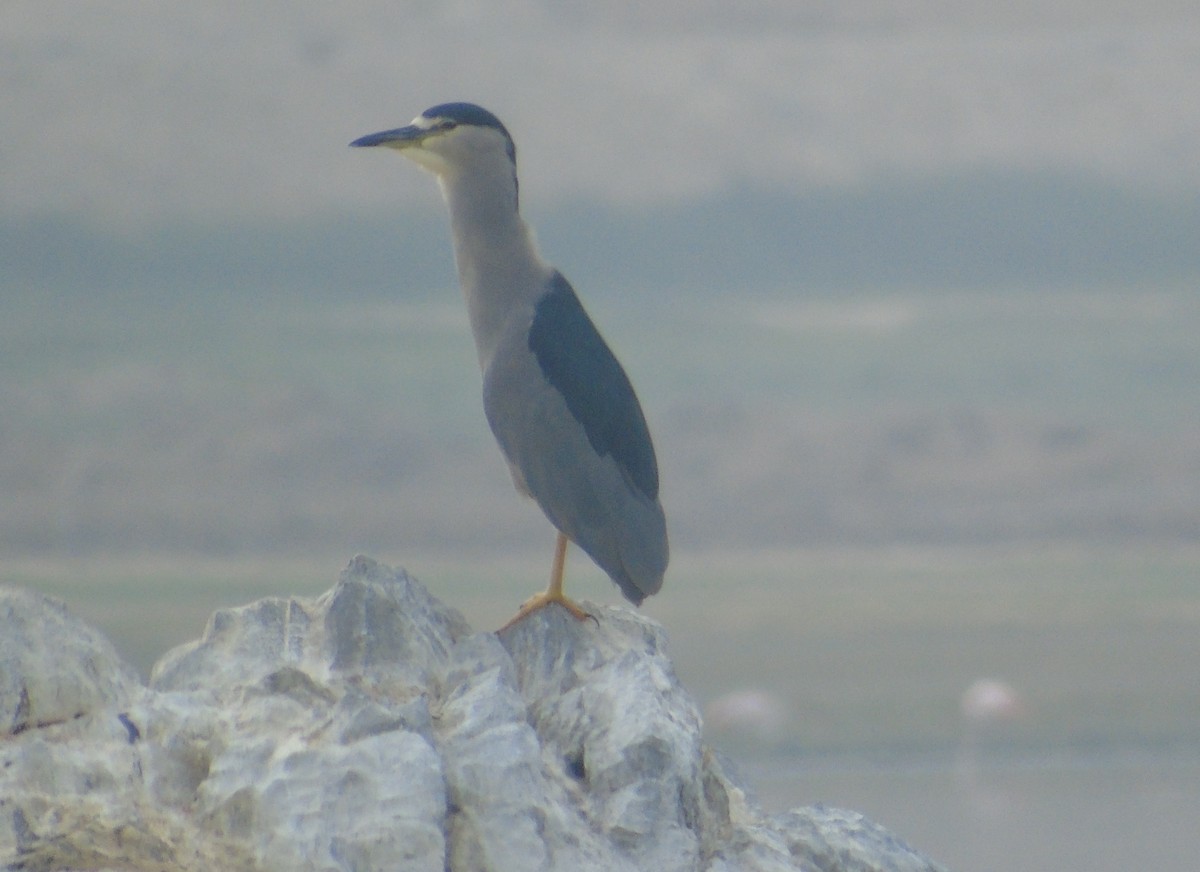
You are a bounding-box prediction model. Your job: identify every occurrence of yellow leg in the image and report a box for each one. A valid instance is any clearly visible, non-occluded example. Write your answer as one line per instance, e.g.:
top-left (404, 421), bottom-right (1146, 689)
top-left (498, 531), bottom-right (592, 630)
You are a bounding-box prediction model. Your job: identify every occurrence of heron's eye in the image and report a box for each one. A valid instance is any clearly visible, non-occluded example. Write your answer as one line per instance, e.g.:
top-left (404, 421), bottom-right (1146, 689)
top-left (438, 120), bottom-right (458, 131)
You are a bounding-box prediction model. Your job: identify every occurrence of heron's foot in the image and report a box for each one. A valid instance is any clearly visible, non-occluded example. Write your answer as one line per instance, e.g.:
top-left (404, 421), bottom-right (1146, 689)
top-left (498, 588), bottom-right (592, 632)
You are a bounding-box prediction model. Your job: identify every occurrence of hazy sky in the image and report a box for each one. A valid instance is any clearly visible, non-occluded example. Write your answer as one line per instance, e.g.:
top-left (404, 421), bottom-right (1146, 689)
top-left (5, 1), bottom-right (1198, 234)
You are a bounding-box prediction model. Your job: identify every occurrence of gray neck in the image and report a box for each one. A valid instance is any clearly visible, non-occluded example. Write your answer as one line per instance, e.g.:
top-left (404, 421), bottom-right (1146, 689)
top-left (439, 166), bottom-right (550, 371)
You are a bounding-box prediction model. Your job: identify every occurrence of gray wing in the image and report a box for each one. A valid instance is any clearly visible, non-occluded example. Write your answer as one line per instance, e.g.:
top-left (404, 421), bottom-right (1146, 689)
top-left (528, 273), bottom-right (659, 502)
top-left (482, 273), bottom-right (667, 604)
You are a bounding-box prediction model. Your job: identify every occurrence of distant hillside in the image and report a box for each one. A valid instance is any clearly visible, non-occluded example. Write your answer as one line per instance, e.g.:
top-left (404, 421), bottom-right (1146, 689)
top-left (3, 275), bottom-right (1196, 559)
top-left (6, 170), bottom-right (1199, 301)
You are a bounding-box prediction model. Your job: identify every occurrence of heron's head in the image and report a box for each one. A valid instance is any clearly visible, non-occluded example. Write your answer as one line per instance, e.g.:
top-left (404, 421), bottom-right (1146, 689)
top-left (351, 102), bottom-right (517, 183)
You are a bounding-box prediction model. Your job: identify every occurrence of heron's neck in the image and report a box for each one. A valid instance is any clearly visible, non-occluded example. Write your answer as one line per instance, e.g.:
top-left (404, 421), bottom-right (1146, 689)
top-left (439, 169), bottom-right (550, 370)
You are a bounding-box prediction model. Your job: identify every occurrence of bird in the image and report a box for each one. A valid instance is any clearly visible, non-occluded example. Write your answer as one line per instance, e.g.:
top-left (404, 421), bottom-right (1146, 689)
top-left (350, 102), bottom-right (668, 627)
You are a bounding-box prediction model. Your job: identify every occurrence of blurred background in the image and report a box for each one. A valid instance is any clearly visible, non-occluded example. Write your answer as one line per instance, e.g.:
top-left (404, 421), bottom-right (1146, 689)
top-left (3, 3), bottom-right (1198, 870)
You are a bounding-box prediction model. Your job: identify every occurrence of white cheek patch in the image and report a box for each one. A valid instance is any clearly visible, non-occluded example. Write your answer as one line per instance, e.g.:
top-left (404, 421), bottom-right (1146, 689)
top-left (403, 148), bottom-right (452, 176)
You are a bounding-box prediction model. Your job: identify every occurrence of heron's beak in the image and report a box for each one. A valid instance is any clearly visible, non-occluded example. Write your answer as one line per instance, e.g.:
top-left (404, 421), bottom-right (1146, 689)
top-left (349, 125), bottom-right (427, 149)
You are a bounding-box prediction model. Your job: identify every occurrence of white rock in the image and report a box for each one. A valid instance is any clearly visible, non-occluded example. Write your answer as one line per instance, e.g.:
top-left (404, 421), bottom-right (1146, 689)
top-left (1, 586), bottom-right (140, 733)
top-left (0, 558), bottom-right (948, 872)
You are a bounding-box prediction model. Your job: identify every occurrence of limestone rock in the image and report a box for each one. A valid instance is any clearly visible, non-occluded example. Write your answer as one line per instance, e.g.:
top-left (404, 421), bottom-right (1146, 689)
top-left (0, 557), bottom-right (948, 872)
top-left (1, 587), bottom-right (140, 735)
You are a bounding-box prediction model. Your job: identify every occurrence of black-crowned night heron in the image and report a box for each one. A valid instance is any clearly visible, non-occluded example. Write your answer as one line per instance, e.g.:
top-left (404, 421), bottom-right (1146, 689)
top-left (351, 102), bottom-right (668, 626)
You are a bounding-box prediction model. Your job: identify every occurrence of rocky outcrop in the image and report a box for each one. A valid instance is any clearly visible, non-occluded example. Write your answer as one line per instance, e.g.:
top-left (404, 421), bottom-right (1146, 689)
top-left (1, 556), bottom-right (946, 871)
